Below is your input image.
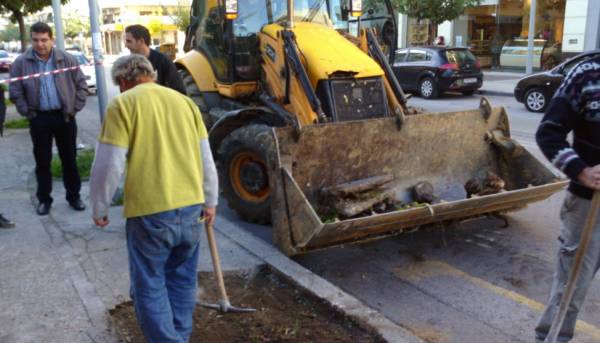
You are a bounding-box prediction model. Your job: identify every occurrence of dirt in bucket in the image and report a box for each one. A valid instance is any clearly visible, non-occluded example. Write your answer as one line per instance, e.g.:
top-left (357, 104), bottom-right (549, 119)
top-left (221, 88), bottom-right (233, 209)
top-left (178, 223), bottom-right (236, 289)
top-left (109, 267), bottom-right (384, 342)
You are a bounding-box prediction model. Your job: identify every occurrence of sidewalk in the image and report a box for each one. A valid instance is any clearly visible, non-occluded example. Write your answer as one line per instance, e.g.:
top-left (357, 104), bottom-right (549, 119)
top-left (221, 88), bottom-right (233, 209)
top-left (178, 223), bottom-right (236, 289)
top-left (0, 104), bottom-right (422, 342)
top-left (479, 70), bottom-right (523, 97)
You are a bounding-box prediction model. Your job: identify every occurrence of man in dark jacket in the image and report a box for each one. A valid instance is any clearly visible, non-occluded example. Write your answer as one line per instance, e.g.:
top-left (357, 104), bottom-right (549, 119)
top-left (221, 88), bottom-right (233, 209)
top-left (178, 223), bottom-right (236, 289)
top-left (9, 22), bottom-right (88, 216)
top-left (534, 55), bottom-right (600, 342)
top-left (124, 24), bottom-right (187, 95)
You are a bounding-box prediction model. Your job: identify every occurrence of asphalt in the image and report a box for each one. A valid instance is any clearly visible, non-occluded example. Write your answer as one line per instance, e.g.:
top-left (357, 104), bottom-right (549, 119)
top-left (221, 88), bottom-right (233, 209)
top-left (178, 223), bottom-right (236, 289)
top-left (478, 71), bottom-right (522, 97)
top-left (0, 102), bottom-right (422, 342)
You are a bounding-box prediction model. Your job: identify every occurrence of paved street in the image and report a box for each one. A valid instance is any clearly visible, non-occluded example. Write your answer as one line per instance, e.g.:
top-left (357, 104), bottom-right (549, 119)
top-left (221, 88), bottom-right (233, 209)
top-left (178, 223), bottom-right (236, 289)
top-left (1, 68), bottom-right (596, 342)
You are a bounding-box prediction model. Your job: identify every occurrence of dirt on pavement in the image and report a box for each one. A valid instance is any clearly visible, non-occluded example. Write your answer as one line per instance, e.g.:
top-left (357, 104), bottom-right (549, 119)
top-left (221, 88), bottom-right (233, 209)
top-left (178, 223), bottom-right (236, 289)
top-left (110, 267), bottom-right (384, 342)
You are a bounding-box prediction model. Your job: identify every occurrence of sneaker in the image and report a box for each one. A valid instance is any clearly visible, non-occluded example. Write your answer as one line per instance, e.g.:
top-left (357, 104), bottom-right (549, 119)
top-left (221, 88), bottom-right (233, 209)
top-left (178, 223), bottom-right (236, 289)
top-left (0, 214), bottom-right (15, 228)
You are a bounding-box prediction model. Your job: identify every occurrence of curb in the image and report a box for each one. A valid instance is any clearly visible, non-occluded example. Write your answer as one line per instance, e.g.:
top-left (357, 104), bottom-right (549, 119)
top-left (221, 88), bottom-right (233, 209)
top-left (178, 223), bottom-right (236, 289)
top-left (214, 217), bottom-right (425, 343)
top-left (478, 89), bottom-right (514, 97)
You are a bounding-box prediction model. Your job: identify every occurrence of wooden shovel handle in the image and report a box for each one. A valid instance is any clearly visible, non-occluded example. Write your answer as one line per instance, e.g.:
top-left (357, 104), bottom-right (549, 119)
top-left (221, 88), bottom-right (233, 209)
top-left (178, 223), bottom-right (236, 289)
top-left (205, 223), bottom-right (229, 303)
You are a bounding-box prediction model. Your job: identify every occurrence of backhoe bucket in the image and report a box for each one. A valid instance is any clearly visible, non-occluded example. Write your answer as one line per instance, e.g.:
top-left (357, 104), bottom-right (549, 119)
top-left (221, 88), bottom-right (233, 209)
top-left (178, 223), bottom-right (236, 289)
top-left (268, 98), bottom-right (567, 256)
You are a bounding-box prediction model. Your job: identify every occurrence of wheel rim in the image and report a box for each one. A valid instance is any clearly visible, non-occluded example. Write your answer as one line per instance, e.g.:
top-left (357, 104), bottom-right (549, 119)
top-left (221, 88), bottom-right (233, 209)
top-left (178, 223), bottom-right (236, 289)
top-left (527, 91), bottom-right (545, 111)
top-left (421, 80), bottom-right (433, 97)
top-left (229, 152), bottom-right (269, 202)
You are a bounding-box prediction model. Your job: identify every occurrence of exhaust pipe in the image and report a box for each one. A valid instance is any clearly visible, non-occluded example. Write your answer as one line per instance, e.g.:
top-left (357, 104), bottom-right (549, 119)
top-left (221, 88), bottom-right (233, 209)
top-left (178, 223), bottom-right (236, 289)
top-left (287, 0), bottom-right (294, 28)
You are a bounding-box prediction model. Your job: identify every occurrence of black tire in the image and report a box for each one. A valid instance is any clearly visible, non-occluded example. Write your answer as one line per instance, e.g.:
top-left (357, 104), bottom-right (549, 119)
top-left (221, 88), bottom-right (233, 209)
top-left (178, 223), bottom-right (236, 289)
top-left (218, 124), bottom-right (274, 224)
top-left (462, 90), bottom-right (476, 96)
top-left (179, 69), bottom-right (208, 114)
top-left (419, 77), bottom-right (439, 99)
top-left (524, 88), bottom-right (548, 113)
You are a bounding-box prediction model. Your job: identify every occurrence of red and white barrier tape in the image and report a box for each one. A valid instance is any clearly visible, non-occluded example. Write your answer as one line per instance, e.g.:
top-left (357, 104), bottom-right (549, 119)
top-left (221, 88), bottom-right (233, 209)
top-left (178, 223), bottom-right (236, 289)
top-left (0, 61), bottom-right (103, 85)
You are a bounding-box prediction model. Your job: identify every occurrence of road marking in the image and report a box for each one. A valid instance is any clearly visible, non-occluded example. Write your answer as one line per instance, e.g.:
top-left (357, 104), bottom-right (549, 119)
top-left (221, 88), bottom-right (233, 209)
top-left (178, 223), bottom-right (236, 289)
top-left (393, 260), bottom-right (600, 340)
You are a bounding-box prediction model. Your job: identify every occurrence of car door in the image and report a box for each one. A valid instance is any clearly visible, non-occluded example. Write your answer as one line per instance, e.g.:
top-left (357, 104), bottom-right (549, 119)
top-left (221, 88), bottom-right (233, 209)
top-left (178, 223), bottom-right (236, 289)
top-left (402, 49), bottom-right (429, 91)
top-left (392, 49), bottom-right (409, 89)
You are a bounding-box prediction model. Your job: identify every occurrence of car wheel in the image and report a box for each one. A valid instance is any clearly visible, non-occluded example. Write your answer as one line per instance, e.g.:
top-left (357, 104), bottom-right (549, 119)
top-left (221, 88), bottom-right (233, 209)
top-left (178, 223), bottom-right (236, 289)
top-left (419, 77), bottom-right (438, 99)
top-left (462, 90), bottom-right (476, 96)
top-left (524, 88), bottom-right (547, 113)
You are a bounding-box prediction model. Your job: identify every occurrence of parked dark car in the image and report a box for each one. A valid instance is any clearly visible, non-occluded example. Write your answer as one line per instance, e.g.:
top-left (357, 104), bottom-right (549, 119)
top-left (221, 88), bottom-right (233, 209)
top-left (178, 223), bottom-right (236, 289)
top-left (392, 46), bottom-right (483, 99)
top-left (514, 50), bottom-right (600, 112)
top-left (0, 50), bottom-right (13, 72)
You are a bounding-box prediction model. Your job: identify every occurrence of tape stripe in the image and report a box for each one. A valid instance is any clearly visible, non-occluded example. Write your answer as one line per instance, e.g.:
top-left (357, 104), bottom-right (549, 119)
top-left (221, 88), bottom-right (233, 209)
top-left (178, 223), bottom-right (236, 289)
top-left (0, 61), bottom-right (103, 85)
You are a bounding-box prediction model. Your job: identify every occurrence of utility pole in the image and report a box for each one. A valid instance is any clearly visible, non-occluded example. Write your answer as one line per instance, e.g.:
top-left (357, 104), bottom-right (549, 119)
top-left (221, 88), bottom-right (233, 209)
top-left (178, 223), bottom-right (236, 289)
top-left (51, 0), bottom-right (65, 50)
top-left (526, 0), bottom-right (537, 74)
top-left (88, 0), bottom-right (109, 121)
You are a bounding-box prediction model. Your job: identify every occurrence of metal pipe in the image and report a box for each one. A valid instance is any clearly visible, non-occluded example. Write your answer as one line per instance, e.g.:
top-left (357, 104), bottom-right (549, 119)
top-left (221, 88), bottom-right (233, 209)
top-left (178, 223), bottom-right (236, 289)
top-left (88, 0), bottom-right (109, 121)
top-left (51, 0), bottom-right (65, 50)
top-left (526, 0), bottom-right (537, 74)
top-left (287, 0), bottom-right (294, 29)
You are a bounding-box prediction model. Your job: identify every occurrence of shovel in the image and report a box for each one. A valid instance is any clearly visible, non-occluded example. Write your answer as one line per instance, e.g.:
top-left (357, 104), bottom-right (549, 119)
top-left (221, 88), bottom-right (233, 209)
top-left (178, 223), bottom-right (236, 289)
top-left (200, 222), bottom-right (256, 313)
top-left (545, 191), bottom-right (600, 343)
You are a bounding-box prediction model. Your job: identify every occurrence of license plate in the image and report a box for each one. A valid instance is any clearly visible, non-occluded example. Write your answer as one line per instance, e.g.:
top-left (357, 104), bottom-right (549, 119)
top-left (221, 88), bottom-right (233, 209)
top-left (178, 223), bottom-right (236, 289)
top-left (464, 78), bottom-right (477, 84)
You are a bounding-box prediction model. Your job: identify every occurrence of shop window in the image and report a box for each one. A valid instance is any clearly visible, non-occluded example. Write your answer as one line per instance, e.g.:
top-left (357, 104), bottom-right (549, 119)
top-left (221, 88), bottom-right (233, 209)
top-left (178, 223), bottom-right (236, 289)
top-left (464, 0), bottom-right (566, 71)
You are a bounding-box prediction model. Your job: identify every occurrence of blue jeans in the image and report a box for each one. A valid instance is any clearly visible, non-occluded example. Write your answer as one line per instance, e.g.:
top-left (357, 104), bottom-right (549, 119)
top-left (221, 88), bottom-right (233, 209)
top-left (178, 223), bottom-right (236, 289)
top-left (126, 204), bottom-right (203, 343)
top-left (535, 193), bottom-right (600, 342)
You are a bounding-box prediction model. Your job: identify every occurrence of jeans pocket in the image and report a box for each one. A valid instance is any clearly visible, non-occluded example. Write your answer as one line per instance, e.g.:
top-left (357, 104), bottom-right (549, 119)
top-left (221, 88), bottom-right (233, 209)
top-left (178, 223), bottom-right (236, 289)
top-left (133, 215), bottom-right (175, 255)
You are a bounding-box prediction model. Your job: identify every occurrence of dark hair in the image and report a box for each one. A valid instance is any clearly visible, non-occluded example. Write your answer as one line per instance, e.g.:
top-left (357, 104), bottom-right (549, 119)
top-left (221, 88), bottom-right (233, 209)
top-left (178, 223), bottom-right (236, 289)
top-left (125, 25), bottom-right (151, 46)
top-left (31, 22), bottom-right (53, 38)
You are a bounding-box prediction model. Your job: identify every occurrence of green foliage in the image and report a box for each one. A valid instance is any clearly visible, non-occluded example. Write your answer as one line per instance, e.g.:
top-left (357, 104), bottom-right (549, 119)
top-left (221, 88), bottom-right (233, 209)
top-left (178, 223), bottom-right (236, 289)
top-left (0, 0), bottom-right (70, 50)
top-left (4, 118), bottom-right (29, 128)
top-left (391, 0), bottom-right (480, 25)
top-left (0, 23), bottom-right (25, 42)
top-left (63, 11), bottom-right (90, 39)
top-left (163, 0), bottom-right (190, 32)
top-left (51, 149), bottom-right (95, 180)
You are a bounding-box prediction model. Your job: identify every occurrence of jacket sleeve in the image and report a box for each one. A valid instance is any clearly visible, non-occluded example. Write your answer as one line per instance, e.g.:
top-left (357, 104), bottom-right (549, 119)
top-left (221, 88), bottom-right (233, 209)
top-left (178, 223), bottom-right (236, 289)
top-left (8, 58), bottom-right (31, 117)
top-left (535, 62), bottom-right (588, 180)
top-left (71, 58), bottom-right (88, 113)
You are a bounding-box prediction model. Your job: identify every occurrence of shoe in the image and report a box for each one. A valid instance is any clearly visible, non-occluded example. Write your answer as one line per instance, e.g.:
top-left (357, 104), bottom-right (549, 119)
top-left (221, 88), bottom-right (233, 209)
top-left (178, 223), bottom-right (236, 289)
top-left (68, 199), bottom-right (86, 211)
top-left (37, 202), bottom-right (51, 216)
top-left (0, 214), bottom-right (15, 228)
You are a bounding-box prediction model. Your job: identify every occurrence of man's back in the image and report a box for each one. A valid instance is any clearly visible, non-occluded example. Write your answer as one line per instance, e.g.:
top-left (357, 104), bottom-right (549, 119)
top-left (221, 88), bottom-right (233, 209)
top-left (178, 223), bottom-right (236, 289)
top-left (99, 82), bottom-right (207, 217)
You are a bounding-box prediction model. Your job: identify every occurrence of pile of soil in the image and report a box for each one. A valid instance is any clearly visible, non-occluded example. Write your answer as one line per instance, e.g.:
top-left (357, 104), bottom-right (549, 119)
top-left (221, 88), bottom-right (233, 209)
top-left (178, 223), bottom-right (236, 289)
top-left (110, 268), bottom-right (383, 342)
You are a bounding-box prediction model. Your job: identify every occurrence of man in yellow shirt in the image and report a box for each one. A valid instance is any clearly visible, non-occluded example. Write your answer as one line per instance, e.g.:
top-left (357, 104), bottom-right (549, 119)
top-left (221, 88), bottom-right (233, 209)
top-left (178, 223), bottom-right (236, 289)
top-left (89, 54), bottom-right (218, 342)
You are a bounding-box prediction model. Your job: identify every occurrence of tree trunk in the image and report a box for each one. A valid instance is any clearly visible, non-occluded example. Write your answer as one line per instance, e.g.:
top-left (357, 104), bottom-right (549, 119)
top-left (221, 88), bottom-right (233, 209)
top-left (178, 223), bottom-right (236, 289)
top-left (429, 22), bottom-right (439, 45)
top-left (15, 11), bottom-right (26, 53)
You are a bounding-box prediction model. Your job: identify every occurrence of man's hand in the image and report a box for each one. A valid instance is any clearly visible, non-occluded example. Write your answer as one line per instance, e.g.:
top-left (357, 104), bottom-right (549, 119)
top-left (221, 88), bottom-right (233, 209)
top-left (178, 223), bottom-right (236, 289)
top-left (94, 216), bottom-right (110, 227)
top-left (204, 207), bottom-right (216, 228)
top-left (577, 165), bottom-right (600, 191)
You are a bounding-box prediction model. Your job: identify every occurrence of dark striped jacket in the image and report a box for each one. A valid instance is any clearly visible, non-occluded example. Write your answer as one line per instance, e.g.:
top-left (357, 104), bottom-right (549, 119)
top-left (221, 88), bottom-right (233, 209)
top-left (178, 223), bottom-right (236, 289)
top-left (536, 55), bottom-right (600, 199)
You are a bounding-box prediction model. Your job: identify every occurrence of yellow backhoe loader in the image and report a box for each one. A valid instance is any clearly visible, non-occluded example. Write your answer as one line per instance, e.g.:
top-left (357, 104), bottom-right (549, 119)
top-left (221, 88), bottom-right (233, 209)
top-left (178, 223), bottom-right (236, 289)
top-left (176, 0), bottom-right (567, 256)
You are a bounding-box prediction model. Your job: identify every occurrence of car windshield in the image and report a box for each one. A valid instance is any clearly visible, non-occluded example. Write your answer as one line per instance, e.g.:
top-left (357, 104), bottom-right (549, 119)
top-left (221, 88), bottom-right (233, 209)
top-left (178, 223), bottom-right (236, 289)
top-left (0, 51), bottom-right (8, 58)
top-left (445, 49), bottom-right (477, 65)
top-left (235, 0), bottom-right (332, 36)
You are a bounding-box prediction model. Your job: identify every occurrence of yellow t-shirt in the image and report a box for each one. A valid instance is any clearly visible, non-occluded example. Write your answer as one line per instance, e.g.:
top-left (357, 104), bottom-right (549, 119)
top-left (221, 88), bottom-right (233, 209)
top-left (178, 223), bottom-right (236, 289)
top-left (98, 82), bottom-right (208, 218)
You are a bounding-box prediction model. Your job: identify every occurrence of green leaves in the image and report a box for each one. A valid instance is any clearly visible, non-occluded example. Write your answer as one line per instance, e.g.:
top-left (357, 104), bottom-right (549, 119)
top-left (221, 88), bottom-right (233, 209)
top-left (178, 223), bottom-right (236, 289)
top-left (391, 0), bottom-right (480, 25)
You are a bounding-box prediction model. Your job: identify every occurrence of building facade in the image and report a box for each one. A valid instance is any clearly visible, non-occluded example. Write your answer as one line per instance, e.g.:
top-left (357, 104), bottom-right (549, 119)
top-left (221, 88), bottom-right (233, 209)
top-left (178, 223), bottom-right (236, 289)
top-left (100, 1), bottom-right (185, 56)
top-left (398, 0), bottom-right (600, 71)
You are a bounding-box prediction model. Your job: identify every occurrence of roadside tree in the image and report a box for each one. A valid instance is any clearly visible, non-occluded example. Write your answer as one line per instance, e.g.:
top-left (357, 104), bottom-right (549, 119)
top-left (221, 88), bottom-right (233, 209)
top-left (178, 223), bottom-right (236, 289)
top-left (391, 0), bottom-right (480, 44)
top-left (0, 0), bottom-right (69, 52)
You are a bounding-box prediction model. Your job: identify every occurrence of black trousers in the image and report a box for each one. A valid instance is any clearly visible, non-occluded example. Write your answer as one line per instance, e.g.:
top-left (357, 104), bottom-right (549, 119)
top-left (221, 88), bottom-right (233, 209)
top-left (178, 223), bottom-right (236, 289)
top-left (29, 110), bottom-right (81, 204)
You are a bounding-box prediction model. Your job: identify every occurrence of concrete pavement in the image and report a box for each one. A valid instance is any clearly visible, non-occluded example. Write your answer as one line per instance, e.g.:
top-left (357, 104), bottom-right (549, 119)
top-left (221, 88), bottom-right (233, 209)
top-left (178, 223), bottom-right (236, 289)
top-left (0, 101), bottom-right (422, 342)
